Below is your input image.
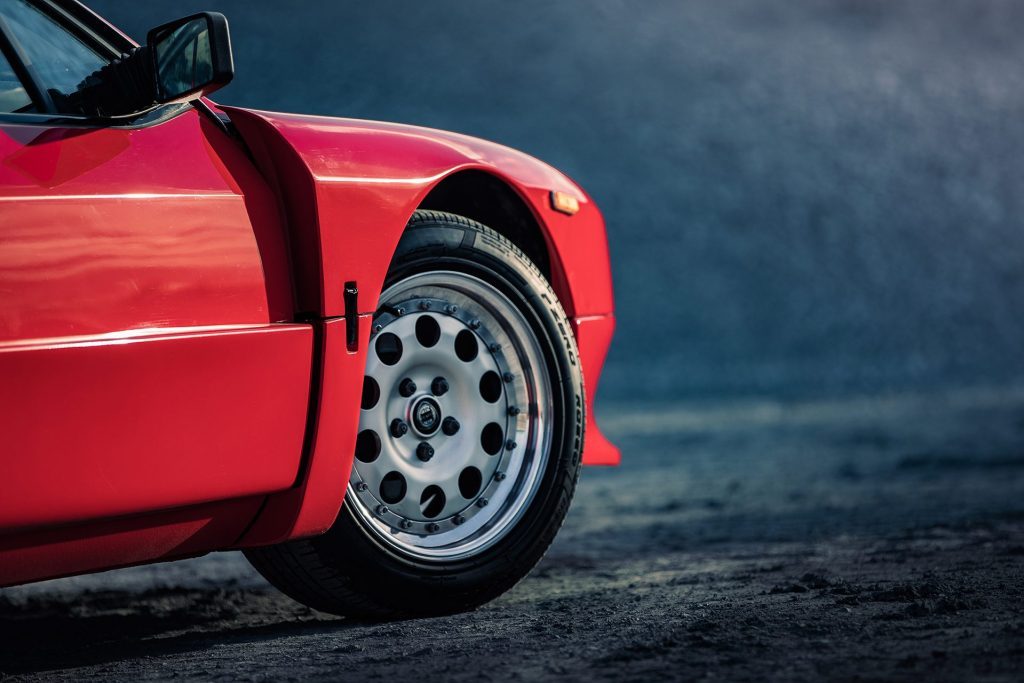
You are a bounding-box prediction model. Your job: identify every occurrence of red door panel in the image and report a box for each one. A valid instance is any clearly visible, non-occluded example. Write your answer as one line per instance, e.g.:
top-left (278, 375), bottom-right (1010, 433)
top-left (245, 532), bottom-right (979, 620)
top-left (0, 325), bottom-right (311, 531)
top-left (0, 110), bottom-right (294, 336)
top-left (0, 108), bottom-right (307, 532)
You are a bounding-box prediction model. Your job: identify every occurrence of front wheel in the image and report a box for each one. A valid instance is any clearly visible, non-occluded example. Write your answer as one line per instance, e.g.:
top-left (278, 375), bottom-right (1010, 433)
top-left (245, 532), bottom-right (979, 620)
top-left (246, 211), bottom-right (584, 618)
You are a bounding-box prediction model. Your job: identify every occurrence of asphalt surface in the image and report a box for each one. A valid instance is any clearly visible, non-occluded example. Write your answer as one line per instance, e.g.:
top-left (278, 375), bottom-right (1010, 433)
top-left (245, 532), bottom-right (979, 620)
top-left (2, 386), bottom-right (1023, 681)
top-left (4, 1), bottom-right (1024, 681)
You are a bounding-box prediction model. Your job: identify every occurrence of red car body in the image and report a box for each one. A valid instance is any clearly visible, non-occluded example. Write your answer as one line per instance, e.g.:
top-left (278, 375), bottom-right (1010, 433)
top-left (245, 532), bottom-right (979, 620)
top-left (0, 5), bottom-right (616, 588)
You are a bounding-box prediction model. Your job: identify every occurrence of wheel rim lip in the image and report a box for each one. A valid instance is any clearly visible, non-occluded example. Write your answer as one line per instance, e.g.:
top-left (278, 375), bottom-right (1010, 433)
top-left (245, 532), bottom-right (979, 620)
top-left (349, 270), bottom-right (553, 561)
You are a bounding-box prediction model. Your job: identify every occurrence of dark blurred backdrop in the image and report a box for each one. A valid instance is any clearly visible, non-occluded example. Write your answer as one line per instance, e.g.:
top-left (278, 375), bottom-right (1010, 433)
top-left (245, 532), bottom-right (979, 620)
top-left (90, 0), bottom-right (1024, 404)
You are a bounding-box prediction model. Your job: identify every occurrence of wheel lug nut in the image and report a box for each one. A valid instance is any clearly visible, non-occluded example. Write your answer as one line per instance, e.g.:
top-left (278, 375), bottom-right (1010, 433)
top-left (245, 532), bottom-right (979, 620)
top-left (503, 372), bottom-right (514, 383)
top-left (444, 304), bottom-right (458, 315)
top-left (506, 440), bottom-right (517, 451)
top-left (355, 481), bottom-right (368, 492)
top-left (419, 301), bottom-right (432, 310)
top-left (453, 515), bottom-right (466, 525)
top-left (494, 471), bottom-right (506, 481)
top-left (469, 319), bottom-right (481, 330)
top-left (399, 378), bottom-right (417, 397)
top-left (390, 419), bottom-right (409, 438)
top-left (395, 307), bottom-right (405, 316)
top-left (442, 417), bottom-right (460, 436)
top-left (376, 505), bottom-right (389, 515)
top-left (489, 343), bottom-right (501, 353)
top-left (508, 406), bottom-right (520, 417)
top-left (426, 522), bottom-right (440, 533)
top-left (373, 324), bottom-right (382, 333)
top-left (400, 519), bottom-right (413, 529)
top-left (476, 498), bottom-right (489, 508)
top-left (431, 377), bottom-right (449, 396)
top-left (416, 442), bottom-right (435, 462)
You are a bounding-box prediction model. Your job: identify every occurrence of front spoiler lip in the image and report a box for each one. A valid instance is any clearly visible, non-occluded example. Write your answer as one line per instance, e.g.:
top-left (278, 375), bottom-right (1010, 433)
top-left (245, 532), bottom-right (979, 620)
top-left (575, 313), bottom-right (620, 466)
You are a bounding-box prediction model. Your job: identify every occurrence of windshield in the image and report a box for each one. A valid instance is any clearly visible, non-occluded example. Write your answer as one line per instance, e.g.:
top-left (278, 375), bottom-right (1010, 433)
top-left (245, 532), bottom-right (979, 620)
top-left (0, 0), bottom-right (108, 110)
top-left (0, 47), bottom-right (32, 113)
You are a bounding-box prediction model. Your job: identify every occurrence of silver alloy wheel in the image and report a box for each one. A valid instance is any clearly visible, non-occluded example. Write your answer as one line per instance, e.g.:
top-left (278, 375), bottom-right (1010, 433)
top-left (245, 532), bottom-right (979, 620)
top-left (348, 270), bottom-right (553, 561)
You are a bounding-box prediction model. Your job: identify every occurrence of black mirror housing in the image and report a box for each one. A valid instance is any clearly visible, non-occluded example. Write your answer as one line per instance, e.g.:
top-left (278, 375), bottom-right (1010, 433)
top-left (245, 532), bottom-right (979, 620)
top-left (57, 11), bottom-right (234, 118)
top-left (147, 12), bottom-right (234, 104)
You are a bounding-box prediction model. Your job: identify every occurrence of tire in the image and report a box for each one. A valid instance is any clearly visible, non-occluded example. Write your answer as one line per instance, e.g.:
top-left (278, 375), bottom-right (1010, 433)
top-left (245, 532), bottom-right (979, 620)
top-left (245, 210), bottom-right (585, 619)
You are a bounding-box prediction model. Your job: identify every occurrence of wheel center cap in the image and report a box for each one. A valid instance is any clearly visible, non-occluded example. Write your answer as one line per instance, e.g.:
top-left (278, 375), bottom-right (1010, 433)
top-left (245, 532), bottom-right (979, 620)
top-left (412, 396), bottom-right (442, 435)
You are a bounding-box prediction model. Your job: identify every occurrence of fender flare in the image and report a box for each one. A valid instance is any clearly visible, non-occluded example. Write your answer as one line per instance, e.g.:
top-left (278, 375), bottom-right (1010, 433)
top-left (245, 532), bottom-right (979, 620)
top-left (222, 106), bottom-right (612, 319)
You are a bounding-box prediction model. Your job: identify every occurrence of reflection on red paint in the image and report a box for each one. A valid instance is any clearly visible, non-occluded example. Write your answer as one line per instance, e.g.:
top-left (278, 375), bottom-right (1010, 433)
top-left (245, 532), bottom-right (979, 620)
top-left (0, 109), bottom-right (295, 341)
top-left (4, 126), bottom-right (131, 188)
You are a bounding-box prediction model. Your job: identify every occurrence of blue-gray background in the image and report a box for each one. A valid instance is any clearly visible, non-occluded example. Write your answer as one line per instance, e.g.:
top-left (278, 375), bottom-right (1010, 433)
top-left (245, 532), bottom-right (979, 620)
top-left (91, 0), bottom-right (1024, 403)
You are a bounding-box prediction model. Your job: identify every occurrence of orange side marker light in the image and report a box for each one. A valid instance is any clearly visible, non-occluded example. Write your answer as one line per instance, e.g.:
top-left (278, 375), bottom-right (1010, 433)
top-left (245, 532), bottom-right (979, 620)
top-left (550, 190), bottom-right (580, 215)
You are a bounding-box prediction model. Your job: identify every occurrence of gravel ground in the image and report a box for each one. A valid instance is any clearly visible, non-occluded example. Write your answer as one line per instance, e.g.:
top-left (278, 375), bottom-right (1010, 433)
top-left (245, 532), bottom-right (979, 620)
top-left (3, 385), bottom-right (1022, 681)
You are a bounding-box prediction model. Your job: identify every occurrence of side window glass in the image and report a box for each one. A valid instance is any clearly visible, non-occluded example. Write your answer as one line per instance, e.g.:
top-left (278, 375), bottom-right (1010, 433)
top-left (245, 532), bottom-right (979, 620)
top-left (0, 48), bottom-right (32, 113)
top-left (0, 0), bottom-right (107, 110)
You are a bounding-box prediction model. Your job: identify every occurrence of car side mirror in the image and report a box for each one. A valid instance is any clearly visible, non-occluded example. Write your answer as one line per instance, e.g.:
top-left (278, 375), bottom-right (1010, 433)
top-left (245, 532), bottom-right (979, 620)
top-left (147, 12), bottom-right (234, 104)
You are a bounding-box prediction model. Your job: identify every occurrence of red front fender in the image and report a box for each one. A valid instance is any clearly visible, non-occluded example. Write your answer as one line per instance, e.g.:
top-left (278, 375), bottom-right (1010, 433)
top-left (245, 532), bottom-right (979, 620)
top-left (224, 107), bottom-right (618, 545)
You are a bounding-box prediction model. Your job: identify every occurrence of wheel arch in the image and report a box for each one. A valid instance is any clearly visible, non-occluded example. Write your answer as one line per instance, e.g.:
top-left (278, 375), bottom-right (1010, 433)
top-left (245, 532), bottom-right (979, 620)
top-left (416, 169), bottom-right (552, 282)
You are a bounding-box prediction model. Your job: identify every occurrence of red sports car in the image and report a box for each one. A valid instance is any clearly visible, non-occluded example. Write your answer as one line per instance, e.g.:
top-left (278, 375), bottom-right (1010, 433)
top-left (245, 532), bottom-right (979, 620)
top-left (0, 0), bottom-right (617, 618)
